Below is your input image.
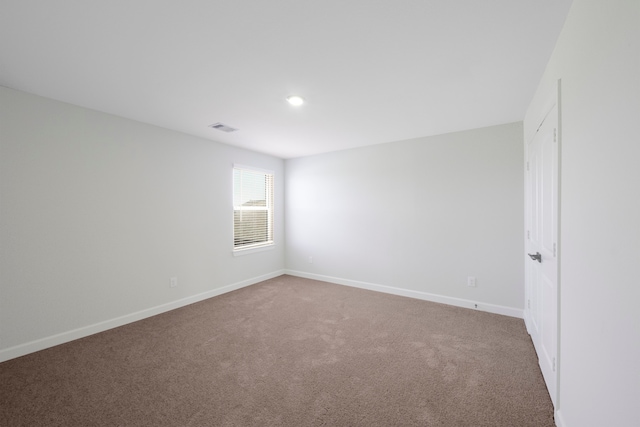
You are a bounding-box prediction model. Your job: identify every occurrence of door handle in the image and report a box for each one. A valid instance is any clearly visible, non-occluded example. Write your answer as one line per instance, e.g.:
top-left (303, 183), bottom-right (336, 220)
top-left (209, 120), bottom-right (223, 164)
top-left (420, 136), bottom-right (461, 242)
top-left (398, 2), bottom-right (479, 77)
top-left (528, 252), bottom-right (542, 263)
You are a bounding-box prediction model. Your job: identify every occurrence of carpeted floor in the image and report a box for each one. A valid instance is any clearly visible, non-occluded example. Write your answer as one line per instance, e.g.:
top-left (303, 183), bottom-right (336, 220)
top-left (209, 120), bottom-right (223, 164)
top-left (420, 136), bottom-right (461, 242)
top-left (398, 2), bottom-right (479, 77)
top-left (0, 275), bottom-right (554, 426)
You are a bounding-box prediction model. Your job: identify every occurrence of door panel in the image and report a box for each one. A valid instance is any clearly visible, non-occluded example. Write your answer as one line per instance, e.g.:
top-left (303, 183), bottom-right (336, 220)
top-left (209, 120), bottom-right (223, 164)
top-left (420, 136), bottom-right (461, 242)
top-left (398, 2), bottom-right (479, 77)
top-left (526, 104), bottom-right (559, 406)
top-left (541, 272), bottom-right (556, 371)
top-left (529, 258), bottom-right (541, 334)
top-left (542, 132), bottom-right (556, 255)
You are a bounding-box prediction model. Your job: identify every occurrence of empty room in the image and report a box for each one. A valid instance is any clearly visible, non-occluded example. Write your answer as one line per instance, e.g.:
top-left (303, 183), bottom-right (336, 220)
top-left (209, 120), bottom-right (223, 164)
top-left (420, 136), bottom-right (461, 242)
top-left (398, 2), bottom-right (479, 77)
top-left (1, 1), bottom-right (638, 426)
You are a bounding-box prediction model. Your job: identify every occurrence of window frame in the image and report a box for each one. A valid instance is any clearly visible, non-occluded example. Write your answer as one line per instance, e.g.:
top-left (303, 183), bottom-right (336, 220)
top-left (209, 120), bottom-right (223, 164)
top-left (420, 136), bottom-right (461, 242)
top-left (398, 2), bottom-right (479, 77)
top-left (232, 164), bottom-right (275, 255)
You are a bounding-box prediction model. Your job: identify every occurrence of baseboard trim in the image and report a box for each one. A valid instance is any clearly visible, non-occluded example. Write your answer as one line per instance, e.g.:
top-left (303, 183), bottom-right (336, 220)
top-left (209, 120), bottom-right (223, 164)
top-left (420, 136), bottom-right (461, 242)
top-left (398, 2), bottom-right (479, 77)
top-left (555, 409), bottom-right (566, 427)
top-left (285, 270), bottom-right (523, 319)
top-left (0, 270), bottom-right (285, 363)
top-left (523, 308), bottom-right (533, 333)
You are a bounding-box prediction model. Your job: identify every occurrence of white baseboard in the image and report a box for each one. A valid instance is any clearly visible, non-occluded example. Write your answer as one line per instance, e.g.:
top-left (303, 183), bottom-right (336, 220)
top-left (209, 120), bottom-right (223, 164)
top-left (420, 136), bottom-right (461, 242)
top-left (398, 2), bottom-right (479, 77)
top-left (285, 270), bottom-right (523, 319)
top-left (0, 270), bottom-right (285, 363)
top-left (2, 269), bottom-right (523, 363)
top-left (555, 409), bottom-right (566, 427)
top-left (523, 307), bottom-right (533, 333)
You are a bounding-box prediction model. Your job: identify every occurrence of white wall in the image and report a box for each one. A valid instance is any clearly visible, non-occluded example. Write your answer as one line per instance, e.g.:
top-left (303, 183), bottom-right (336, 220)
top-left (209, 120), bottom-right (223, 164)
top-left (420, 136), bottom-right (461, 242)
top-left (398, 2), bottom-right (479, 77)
top-left (285, 123), bottom-right (524, 315)
top-left (0, 87), bottom-right (285, 361)
top-left (524, 1), bottom-right (640, 426)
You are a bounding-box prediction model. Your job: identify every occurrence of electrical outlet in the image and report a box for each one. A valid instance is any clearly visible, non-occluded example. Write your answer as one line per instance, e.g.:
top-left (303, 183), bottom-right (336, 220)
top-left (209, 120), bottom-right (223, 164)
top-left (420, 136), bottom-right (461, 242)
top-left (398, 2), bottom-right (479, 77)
top-left (467, 276), bottom-right (476, 287)
top-left (170, 277), bottom-right (178, 288)
top-left (308, 256), bottom-right (313, 264)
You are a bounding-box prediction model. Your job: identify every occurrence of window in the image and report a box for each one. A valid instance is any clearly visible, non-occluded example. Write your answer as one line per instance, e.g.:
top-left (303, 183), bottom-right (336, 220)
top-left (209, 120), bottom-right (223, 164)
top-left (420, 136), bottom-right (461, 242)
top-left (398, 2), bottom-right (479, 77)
top-left (233, 165), bottom-right (274, 251)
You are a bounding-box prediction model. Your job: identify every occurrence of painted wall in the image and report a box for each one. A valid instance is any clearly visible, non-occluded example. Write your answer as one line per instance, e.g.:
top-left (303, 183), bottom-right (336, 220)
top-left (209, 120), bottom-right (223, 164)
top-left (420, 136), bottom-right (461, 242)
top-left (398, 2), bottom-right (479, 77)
top-left (524, 1), bottom-right (640, 426)
top-left (285, 123), bottom-right (524, 314)
top-left (0, 87), bottom-right (285, 360)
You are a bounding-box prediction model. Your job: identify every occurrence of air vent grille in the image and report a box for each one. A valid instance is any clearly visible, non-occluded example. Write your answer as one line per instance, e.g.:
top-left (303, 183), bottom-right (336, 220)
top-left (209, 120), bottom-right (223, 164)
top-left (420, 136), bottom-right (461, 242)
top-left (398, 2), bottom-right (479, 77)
top-left (209, 123), bottom-right (238, 133)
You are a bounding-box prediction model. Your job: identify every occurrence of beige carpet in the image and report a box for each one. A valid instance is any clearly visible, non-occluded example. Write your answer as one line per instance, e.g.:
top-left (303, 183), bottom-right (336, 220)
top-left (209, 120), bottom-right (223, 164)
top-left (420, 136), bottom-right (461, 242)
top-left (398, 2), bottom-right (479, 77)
top-left (0, 275), bottom-right (554, 426)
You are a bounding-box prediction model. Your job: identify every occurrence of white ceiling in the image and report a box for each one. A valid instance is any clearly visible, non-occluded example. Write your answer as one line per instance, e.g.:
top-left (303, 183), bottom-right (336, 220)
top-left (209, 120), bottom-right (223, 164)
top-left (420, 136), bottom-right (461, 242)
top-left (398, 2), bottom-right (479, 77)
top-left (0, 1), bottom-right (572, 159)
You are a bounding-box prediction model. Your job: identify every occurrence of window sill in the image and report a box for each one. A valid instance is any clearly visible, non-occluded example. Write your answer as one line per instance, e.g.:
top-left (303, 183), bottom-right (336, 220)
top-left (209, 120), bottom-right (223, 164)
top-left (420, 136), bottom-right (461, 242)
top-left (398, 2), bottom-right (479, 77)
top-left (232, 244), bottom-right (276, 257)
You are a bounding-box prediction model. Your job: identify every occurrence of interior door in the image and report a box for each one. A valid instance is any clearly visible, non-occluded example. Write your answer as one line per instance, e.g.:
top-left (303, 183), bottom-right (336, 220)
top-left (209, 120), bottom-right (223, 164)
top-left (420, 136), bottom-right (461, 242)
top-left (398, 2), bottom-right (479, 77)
top-left (526, 103), bottom-right (559, 406)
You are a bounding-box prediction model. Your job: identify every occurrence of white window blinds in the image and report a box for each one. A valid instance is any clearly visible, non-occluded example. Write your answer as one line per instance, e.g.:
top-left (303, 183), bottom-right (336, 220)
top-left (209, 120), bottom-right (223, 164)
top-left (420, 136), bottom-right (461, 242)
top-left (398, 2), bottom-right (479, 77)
top-left (233, 165), bottom-right (274, 250)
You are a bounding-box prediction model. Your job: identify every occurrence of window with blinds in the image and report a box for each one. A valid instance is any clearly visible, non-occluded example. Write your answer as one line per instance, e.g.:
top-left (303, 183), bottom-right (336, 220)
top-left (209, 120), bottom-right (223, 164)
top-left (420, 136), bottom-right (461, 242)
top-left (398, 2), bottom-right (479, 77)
top-left (233, 165), bottom-right (274, 251)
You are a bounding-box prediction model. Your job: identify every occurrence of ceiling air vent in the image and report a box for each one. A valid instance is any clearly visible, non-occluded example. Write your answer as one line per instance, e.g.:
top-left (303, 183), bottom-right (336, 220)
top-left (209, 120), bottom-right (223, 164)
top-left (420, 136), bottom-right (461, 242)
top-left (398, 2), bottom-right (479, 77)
top-left (209, 122), bottom-right (238, 133)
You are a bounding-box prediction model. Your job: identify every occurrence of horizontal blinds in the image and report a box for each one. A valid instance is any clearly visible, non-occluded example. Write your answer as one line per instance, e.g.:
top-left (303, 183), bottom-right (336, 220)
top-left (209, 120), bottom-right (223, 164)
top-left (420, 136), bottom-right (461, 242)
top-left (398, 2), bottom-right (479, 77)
top-left (233, 167), bottom-right (274, 249)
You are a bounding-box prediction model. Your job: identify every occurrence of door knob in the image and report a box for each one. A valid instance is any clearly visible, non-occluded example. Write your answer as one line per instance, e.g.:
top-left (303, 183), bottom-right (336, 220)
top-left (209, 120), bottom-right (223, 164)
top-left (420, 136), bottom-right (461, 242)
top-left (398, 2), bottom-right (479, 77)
top-left (528, 252), bottom-right (542, 263)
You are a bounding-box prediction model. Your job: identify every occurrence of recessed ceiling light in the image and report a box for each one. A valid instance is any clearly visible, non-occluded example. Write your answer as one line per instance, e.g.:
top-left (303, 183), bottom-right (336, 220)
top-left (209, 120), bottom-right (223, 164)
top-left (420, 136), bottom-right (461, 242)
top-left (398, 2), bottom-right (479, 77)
top-left (286, 95), bottom-right (305, 106)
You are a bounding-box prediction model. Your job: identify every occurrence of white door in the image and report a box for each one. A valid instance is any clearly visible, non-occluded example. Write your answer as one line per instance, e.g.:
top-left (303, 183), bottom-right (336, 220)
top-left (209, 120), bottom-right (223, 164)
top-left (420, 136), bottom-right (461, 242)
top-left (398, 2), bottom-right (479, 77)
top-left (526, 104), bottom-right (559, 406)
